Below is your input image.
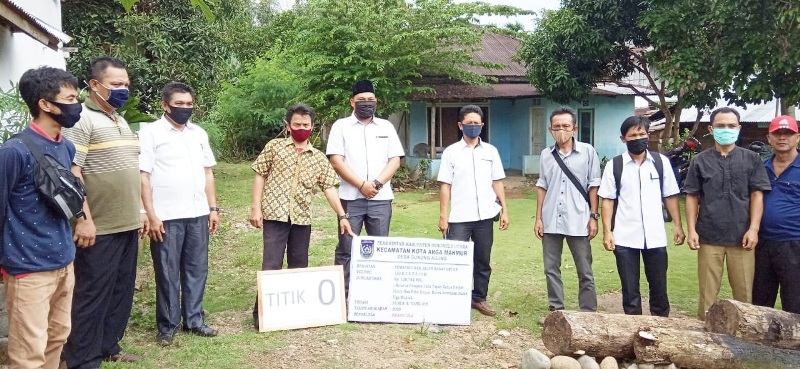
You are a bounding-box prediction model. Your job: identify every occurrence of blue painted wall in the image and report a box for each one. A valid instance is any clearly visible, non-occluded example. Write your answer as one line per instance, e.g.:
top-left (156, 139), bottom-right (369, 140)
top-left (406, 95), bottom-right (635, 172)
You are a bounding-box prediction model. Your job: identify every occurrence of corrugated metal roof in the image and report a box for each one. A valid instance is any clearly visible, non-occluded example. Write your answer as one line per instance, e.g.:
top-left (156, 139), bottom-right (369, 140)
top-left (650, 98), bottom-right (796, 129)
top-left (0, 0), bottom-right (71, 49)
top-left (463, 33), bottom-right (527, 77)
top-left (410, 82), bottom-right (649, 101)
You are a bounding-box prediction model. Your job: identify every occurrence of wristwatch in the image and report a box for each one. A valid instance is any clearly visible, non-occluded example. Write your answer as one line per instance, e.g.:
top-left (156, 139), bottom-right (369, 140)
top-left (337, 213), bottom-right (349, 221)
top-left (590, 213), bottom-right (600, 220)
top-left (373, 179), bottom-right (384, 190)
top-left (209, 207), bottom-right (220, 212)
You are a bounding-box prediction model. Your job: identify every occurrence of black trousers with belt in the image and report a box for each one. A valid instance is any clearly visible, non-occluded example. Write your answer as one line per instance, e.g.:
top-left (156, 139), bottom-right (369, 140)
top-left (65, 230), bottom-right (139, 369)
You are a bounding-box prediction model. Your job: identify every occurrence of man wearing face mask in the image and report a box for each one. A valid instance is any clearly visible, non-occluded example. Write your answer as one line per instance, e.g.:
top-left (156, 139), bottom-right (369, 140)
top-left (599, 116), bottom-right (684, 317)
top-left (1, 67), bottom-right (80, 369)
top-left (62, 57), bottom-right (147, 368)
top-left (326, 80), bottom-right (404, 294)
top-left (683, 107), bottom-right (771, 320)
top-left (137, 82), bottom-right (219, 345)
top-left (535, 106), bottom-right (601, 312)
top-left (438, 105), bottom-right (509, 317)
top-left (249, 103), bottom-right (354, 329)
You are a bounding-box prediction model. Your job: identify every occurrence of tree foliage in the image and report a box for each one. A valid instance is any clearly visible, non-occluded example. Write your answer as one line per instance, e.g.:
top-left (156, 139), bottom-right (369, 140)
top-left (286, 0), bottom-right (527, 122)
top-left (519, 0), bottom-right (725, 142)
top-left (63, 0), bottom-right (277, 115)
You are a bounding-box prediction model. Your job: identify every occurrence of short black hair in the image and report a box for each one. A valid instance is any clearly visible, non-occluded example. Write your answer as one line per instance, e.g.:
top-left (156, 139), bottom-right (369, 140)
top-left (709, 107), bottom-right (740, 124)
top-left (620, 116), bottom-right (651, 136)
top-left (18, 67), bottom-right (79, 119)
top-left (549, 106), bottom-right (576, 125)
top-left (458, 105), bottom-right (484, 122)
top-left (161, 82), bottom-right (196, 104)
top-left (89, 57), bottom-right (127, 81)
top-left (285, 103), bottom-right (315, 123)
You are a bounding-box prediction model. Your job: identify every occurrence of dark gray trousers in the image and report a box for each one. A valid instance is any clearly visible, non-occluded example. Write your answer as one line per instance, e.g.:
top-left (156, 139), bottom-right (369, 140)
top-left (335, 199), bottom-right (392, 292)
top-left (542, 234), bottom-right (597, 311)
top-left (150, 216), bottom-right (209, 335)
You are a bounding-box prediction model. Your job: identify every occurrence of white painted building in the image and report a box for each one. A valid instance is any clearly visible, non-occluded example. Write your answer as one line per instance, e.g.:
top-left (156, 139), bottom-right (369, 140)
top-left (0, 0), bottom-right (70, 91)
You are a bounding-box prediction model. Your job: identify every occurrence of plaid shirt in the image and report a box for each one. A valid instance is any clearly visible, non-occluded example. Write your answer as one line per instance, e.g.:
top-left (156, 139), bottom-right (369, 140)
top-left (251, 138), bottom-right (338, 225)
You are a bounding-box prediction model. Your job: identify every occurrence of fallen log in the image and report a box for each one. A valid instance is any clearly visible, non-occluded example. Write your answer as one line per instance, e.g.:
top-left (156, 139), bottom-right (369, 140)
top-left (705, 299), bottom-right (800, 350)
top-left (634, 327), bottom-right (800, 369)
top-left (542, 311), bottom-right (705, 359)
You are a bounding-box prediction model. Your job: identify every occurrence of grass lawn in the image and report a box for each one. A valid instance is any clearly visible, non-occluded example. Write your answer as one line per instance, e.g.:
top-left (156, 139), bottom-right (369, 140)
top-left (108, 162), bottom-right (734, 369)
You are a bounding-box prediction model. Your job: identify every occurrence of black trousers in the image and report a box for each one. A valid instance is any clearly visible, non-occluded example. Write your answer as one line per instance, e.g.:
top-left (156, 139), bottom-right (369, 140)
top-left (753, 239), bottom-right (800, 314)
top-left (447, 218), bottom-right (494, 302)
top-left (335, 199), bottom-right (392, 292)
top-left (253, 220), bottom-right (312, 322)
top-left (65, 230), bottom-right (139, 369)
top-left (613, 245), bottom-right (670, 317)
top-left (150, 216), bottom-right (210, 335)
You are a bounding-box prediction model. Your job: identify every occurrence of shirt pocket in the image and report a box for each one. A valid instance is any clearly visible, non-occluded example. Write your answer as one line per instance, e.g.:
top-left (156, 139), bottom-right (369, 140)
top-left (730, 167), bottom-right (749, 196)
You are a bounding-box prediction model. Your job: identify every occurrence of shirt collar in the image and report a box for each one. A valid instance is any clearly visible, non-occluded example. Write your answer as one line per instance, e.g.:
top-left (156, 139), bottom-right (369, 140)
top-left (458, 137), bottom-right (483, 148)
top-left (158, 115), bottom-right (194, 131)
top-left (29, 121), bottom-right (62, 142)
top-left (85, 98), bottom-right (120, 120)
top-left (282, 137), bottom-right (317, 153)
top-left (349, 113), bottom-right (375, 126)
top-left (765, 150), bottom-right (800, 171)
top-left (552, 139), bottom-right (582, 155)
top-left (622, 150), bottom-right (655, 164)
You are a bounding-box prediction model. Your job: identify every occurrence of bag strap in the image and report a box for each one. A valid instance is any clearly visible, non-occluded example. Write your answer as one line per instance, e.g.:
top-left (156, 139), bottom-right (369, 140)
top-left (650, 150), bottom-right (664, 197)
top-left (611, 155), bottom-right (623, 231)
top-left (551, 146), bottom-right (590, 204)
top-left (14, 133), bottom-right (63, 186)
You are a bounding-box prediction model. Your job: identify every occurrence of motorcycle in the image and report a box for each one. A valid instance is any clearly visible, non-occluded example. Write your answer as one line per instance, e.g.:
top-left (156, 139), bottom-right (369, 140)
top-left (665, 136), bottom-right (701, 189)
top-left (748, 140), bottom-right (773, 160)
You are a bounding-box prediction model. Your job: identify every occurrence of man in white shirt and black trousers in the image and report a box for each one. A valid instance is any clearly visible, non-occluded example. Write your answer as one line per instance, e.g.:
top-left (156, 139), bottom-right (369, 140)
top-left (599, 116), bottom-right (685, 317)
top-left (438, 105), bottom-right (509, 317)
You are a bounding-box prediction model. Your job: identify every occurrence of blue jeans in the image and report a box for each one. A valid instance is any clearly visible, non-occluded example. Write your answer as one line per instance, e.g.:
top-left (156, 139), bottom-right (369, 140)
top-left (613, 245), bottom-right (669, 317)
top-left (447, 218), bottom-right (494, 302)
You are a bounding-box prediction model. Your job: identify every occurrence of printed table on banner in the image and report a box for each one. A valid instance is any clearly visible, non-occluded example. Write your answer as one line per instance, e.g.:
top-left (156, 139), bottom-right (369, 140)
top-left (348, 236), bottom-right (473, 325)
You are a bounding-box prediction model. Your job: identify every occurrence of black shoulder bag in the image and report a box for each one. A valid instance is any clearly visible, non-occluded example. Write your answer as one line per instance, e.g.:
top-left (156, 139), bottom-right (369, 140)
top-left (551, 146), bottom-right (590, 205)
top-left (14, 134), bottom-right (87, 220)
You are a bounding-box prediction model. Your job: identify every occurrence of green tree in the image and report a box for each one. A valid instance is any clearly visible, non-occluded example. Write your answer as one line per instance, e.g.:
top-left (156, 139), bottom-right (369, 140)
top-left (286, 0), bottom-right (527, 122)
top-left (63, 0), bottom-right (278, 115)
top-left (519, 0), bottom-right (721, 143)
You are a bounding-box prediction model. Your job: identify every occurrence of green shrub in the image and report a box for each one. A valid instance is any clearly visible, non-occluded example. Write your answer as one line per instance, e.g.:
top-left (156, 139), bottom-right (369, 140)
top-left (0, 83), bottom-right (30, 144)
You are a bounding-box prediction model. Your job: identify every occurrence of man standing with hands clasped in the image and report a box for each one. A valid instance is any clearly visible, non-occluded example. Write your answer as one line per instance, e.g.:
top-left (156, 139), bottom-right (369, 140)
top-left (438, 105), bottom-right (509, 317)
top-left (684, 107), bottom-right (771, 320)
top-left (326, 80), bottom-right (404, 294)
top-left (535, 106), bottom-right (600, 312)
top-left (599, 116), bottom-right (684, 317)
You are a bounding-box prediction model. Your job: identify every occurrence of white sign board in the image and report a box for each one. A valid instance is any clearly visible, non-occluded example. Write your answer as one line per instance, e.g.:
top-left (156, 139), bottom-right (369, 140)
top-left (256, 265), bottom-right (346, 332)
top-left (348, 236), bottom-right (473, 325)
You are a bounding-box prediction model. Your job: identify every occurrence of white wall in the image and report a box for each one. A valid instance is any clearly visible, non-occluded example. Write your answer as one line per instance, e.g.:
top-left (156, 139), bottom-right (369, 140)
top-left (0, 0), bottom-right (66, 91)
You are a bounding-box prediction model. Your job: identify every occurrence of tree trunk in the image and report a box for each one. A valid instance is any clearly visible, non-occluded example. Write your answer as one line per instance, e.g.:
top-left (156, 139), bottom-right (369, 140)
top-left (705, 299), bottom-right (800, 350)
top-left (780, 99), bottom-right (795, 116)
top-left (542, 311), bottom-right (705, 359)
top-left (634, 327), bottom-right (800, 369)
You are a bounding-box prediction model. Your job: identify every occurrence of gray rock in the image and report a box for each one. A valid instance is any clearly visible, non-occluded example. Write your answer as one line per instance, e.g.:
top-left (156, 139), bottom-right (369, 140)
top-left (498, 330), bottom-right (511, 337)
top-left (626, 364), bottom-right (639, 369)
top-left (577, 355), bottom-right (600, 369)
top-left (550, 356), bottom-right (581, 369)
top-left (520, 348), bottom-right (551, 369)
top-left (599, 357), bottom-right (619, 369)
top-left (638, 364), bottom-right (654, 369)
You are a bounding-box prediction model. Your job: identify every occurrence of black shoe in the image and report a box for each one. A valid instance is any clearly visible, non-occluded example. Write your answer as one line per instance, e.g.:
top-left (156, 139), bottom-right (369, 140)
top-left (183, 324), bottom-right (218, 337)
top-left (156, 332), bottom-right (174, 346)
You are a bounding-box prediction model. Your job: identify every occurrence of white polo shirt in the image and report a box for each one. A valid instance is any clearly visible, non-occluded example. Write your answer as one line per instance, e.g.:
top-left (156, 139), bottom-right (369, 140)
top-left (598, 152), bottom-right (679, 249)
top-left (437, 139), bottom-right (505, 223)
top-left (139, 116), bottom-right (217, 221)
top-left (326, 114), bottom-right (405, 201)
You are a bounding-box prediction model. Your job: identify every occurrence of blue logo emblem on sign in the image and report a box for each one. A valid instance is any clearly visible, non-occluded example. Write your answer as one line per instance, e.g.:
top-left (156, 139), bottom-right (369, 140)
top-left (360, 240), bottom-right (374, 259)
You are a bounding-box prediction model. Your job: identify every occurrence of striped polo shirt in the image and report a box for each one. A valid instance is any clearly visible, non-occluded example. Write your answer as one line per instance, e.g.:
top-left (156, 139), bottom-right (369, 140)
top-left (62, 99), bottom-right (142, 235)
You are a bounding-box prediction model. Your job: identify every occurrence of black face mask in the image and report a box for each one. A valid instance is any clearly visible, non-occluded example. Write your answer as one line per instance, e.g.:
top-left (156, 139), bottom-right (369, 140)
top-left (46, 101), bottom-right (83, 128)
top-left (166, 106), bottom-right (193, 125)
top-left (626, 137), bottom-right (649, 155)
top-left (354, 101), bottom-right (376, 119)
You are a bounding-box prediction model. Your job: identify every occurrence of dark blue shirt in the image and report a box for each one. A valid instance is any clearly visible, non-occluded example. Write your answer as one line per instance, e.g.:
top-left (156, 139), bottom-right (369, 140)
top-left (0, 127), bottom-right (76, 275)
top-left (761, 152), bottom-right (800, 241)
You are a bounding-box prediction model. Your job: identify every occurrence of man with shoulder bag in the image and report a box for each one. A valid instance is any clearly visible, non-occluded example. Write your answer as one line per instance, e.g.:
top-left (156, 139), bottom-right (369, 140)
top-left (535, 106), bottom-right (601, 312)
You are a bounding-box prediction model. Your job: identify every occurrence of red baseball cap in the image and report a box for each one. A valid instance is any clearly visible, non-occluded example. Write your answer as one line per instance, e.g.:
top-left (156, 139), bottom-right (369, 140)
top-left (769, 115), bottom-right (799, 133)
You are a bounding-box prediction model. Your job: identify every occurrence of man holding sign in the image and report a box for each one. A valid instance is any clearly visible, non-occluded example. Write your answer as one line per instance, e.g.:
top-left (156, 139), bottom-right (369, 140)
top-left (437, 105), bottom-right (509, 317)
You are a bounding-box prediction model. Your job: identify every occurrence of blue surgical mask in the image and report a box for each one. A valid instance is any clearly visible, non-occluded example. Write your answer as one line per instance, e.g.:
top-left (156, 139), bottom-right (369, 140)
top-left (712, 128), bottom-right (739, 146)
top-left (96, 81), bottom-right (130, 109)
top-left (462, 124), bottom-right (482, 139)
